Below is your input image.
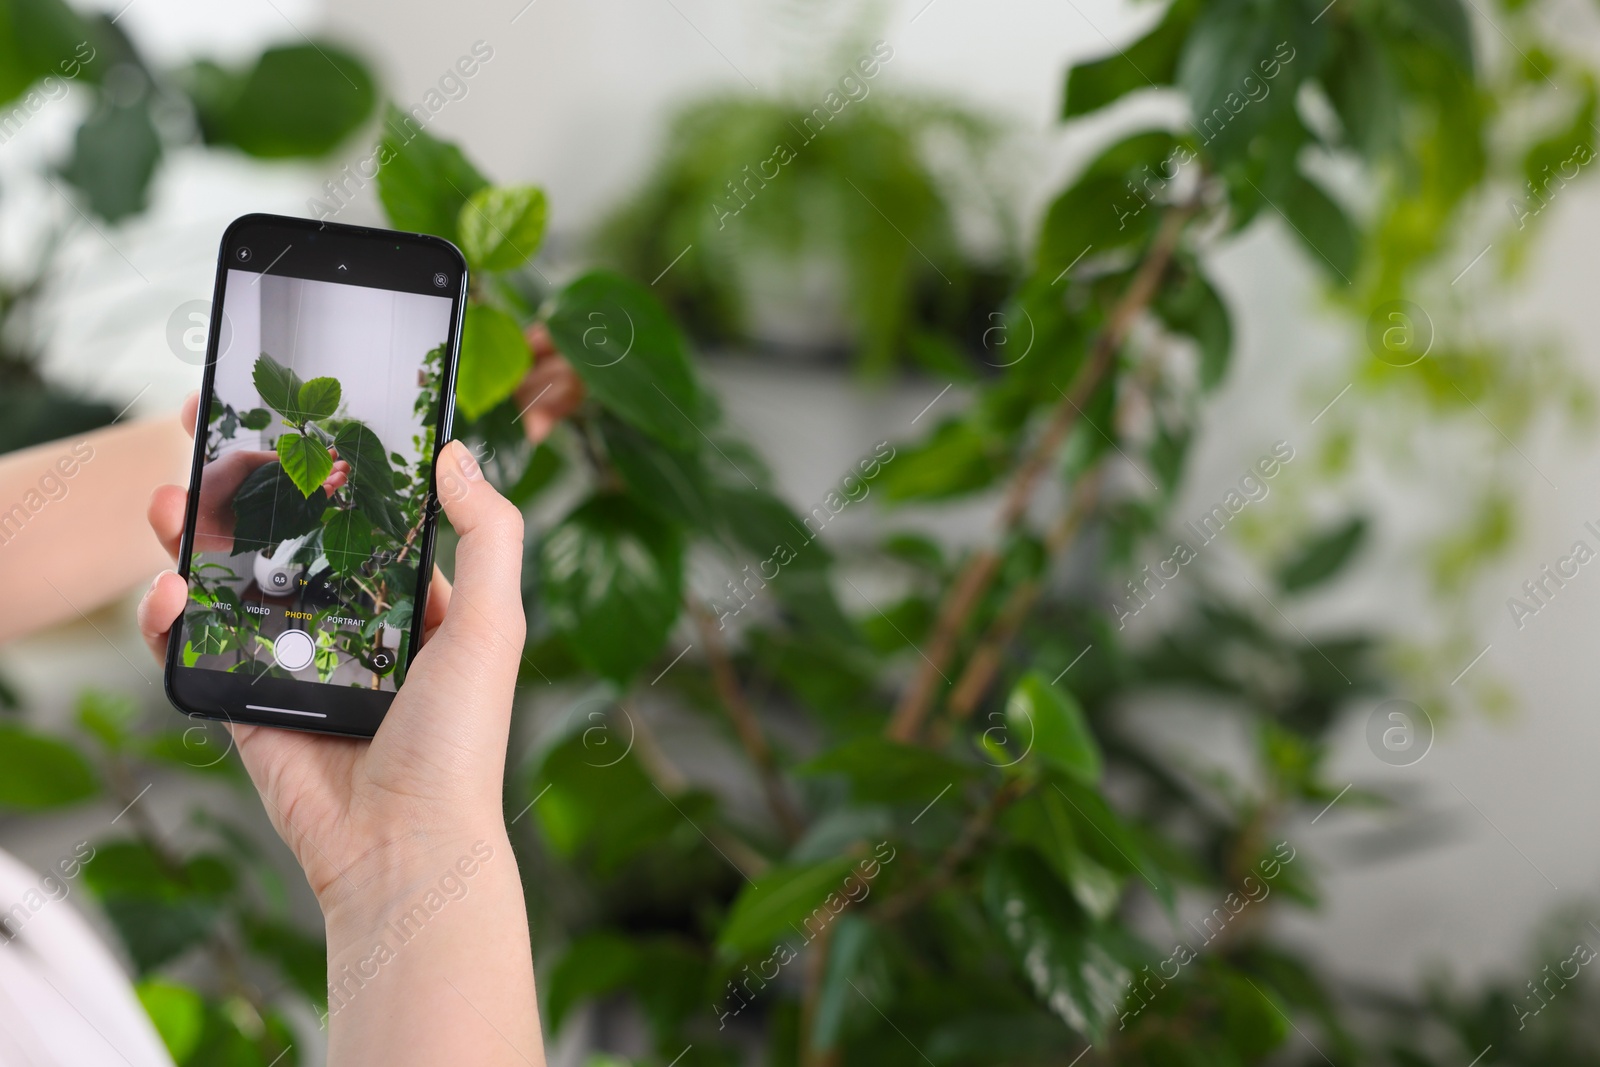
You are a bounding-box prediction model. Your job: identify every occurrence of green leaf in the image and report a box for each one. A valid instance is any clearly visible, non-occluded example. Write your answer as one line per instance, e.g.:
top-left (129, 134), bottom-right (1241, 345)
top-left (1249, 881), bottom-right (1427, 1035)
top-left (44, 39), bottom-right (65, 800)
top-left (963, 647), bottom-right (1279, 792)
top-left (1177, 0), bottom-right (1320, 164)
top-left (1052, 776), bottom-right (1174, 910)
top-left (1005, 672), bottom-right (1101, 784)
top-left (457, 305), bottom-right (531, 421)
top-left (539, 494), bottom-right (684, 685)
top-left (105, 898), bottom-right (221, 973)
top-left (0, 0), bottom-right (90, 108)
top-left (1154, 258), bottom-right (1232, 389)
top-left (1036, 131), bottom-right (1182, 273)
top-left (321, 509), bottom-right (373, 578)
top-left (184, 44), bottom-right (377, 158)
top-left (252, 354), bottom-right (306, 421)
top-left (1279, 173), bottom-right (1359, 281)
top-left (375, 104), bottom-right (488, 241)
top-left (546, 271), bottom-right (702, 451)
top-left (1000, 791), bottom-right (1125, 921)
top-left (241, 914), bottom-right (328, 1009)
top-left (136, 980), bottom-right (205, 1064)
top-left (983, 847), bottom-right (1133, 1041)
top-left (801, 736), bottom-right (973, 804)
top-left (76, 689), bottom-right (138, 751)
top-left (239, 407), bottom-right (272, 430)
top-left (546, 932), bottom-right (639, 1034)
top-left (294, 377), bottom-right (341, 422)
top-left (0, 725), bottom-right (97, 809)
top-left (530, 732), bottom-right (710, 874)
top-left (1063, 0), bottom-right (1196, 118)
top-left (327, 419), bottom-right (406, 538)
top-left (810, 914), bottom-right (875, 1051)
top-left (1210, 967), bottom-right (1292, 1057)
top-left (230, 461), bottom-right (330, 554)
top-left (601, 416), bottom-right (714, 528)
top-left (1276, 517), bottom-right (1367, 592)
top-left (59, 97), bottom-right (161, 223)
top-left (276, 432), bottom-right (334, 499)
top-left (1394, 0), bottom-right (1474, 71)
top-left (875, 418), bottom-right (1009, 504)
top-left (505, 443), bottom-right (565, 508)
top-left (459, 185), bottom-right (548, 272)
top-left (717, 855), bottom-right (858, 958)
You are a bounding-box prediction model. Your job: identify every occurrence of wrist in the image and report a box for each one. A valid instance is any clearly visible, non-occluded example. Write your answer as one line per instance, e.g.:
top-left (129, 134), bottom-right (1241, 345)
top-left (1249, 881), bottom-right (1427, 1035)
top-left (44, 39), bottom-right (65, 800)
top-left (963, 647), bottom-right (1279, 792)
top-left (319, 826), bottom-right (517, 951)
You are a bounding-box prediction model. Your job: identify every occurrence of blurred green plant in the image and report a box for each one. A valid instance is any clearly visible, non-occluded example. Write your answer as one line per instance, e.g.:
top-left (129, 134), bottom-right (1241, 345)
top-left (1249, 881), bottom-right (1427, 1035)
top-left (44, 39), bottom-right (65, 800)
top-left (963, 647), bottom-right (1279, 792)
top-left (0, 690), bottom-right (314, 1066)
top-left (597, 87), bottom-right (1018, 375)
top-left (0, 0), bottom-right (378, 454)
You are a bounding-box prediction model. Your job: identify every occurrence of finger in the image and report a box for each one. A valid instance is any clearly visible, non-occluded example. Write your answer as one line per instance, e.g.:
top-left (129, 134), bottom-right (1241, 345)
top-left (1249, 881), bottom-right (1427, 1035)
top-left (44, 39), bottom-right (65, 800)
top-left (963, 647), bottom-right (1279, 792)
top-left (527, 321), bottom-right (557, 360)
top-left (421, 566), bottom-right (451, 644)
top-left (429, 440), bottom-right (525, 654)
top-left (515, 355), bottom-right (585, 446)
top-left (136, 570), bottom-right (188, 664)
top-left (181, 392), bottom-right (199, 440)
top-left (149, 484), bottom-right (187, 561)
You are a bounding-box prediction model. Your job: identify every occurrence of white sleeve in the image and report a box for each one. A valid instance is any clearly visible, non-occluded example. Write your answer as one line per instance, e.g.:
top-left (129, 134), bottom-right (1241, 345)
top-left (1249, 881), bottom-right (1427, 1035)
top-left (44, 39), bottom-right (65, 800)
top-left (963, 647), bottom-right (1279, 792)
top-left (0, 849), bottom-right (175, 1067)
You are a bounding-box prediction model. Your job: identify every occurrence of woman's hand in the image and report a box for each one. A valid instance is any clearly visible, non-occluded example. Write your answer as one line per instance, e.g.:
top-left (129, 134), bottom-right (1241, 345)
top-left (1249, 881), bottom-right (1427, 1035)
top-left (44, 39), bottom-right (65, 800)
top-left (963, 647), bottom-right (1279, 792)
top-left (140, 435), bottom-right (522, 903)
top-left (139, 406), bottom-right (544, 1065)
top-left (155, 396), bottom-right (351, 554)
top-left (514, 323), bottom-right (585, 446)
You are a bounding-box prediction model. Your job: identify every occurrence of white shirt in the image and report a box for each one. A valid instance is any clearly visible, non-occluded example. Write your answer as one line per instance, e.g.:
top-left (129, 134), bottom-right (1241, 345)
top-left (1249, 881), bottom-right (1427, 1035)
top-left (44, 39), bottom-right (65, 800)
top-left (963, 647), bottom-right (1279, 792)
top-left (0, 848), bottom-right (173, 1067)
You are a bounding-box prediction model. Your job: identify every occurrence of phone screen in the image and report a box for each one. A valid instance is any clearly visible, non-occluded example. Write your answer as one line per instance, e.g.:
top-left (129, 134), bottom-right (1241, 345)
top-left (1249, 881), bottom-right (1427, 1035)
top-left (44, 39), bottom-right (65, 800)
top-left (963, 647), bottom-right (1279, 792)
top-left (169, 216), bottom-right (464, 729)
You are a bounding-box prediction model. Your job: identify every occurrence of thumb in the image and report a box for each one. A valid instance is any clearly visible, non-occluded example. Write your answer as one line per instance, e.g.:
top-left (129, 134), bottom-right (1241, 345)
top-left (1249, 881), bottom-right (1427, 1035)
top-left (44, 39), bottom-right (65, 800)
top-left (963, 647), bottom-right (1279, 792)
top-left (430, 440), bottom-right (527, 655)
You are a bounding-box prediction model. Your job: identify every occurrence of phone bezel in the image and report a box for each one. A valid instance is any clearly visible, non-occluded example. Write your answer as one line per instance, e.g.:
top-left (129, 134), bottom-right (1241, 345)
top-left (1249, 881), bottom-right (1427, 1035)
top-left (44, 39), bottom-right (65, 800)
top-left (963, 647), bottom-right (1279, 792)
top-left (163, 213), bottom-right (467, 738)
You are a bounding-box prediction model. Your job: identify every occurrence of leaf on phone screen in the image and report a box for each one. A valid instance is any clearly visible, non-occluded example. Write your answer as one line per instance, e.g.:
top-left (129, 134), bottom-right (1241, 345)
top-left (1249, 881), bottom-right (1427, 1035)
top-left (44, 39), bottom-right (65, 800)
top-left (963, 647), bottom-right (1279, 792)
top-left (322, 509), bottom-right (373, 578)
top-left (459, 185), bottom-right (548, 272)
top-left (457, 304), bottom-right (532, 421)
top-left (238, 408), bottom-right (272, 431)
top-left (276, 433), bottom-right (334, 498)
top-left (330, 420), bottom-right (407, 538)
top-left (293, 377), bottom-right (342, 422)
top-left (231, 461), bottom-right (329, 555)
top-left (252, 354), bottom-right (305, 421)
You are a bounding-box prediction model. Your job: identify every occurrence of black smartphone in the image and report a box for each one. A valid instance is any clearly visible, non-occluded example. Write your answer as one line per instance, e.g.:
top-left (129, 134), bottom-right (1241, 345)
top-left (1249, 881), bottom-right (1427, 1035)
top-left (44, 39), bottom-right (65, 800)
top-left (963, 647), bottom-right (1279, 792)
top-left (164, 213), bottom-right (466, 737)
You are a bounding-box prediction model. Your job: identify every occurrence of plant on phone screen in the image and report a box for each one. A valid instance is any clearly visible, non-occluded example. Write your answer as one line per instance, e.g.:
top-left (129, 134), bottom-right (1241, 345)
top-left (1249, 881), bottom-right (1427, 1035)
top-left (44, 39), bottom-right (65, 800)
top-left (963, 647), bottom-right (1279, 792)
top-left (184, 351), bottom-right (441, 686)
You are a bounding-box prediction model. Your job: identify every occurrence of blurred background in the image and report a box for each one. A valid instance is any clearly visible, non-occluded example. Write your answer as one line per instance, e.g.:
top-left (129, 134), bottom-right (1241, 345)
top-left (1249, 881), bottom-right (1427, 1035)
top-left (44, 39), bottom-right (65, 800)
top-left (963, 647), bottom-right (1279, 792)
top-left (5, 0), bottom-right (1600, 1064)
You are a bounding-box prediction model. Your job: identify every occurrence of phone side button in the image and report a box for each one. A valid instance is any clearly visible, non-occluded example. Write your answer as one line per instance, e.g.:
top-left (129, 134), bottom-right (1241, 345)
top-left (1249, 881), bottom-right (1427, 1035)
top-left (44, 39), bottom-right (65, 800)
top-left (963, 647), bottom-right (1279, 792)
top-left (244, 704), bottom-right (329, 719)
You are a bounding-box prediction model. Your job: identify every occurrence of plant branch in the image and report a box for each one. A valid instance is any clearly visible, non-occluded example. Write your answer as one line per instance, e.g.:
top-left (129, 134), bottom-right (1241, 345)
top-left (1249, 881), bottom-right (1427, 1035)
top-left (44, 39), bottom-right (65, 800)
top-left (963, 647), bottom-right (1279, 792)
top-left (624, 695), bottom-right (772, 880)
top-left (886, 204), bottom-right (1197, 744)
top-left (690, 600), bottom-right (806, 842)
top-left (941, 470), bottom-right (1103, 726)
top-left (797, 919), bottom-right (839, 1067)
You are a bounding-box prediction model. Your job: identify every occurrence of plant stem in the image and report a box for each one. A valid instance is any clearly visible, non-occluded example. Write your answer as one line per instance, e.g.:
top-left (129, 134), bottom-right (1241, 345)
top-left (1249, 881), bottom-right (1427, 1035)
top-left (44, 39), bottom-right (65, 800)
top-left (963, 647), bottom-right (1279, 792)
top-left (797, 919), bottom-right (839, 1067)
top-left (690, 600), bottom-right (806, 842)
top-left (886, 204), bottom-right (1197, 744)
top-left (625, 695), bottom-right (772, 880)
top-left (940, 470), bottom-right (1103, 726)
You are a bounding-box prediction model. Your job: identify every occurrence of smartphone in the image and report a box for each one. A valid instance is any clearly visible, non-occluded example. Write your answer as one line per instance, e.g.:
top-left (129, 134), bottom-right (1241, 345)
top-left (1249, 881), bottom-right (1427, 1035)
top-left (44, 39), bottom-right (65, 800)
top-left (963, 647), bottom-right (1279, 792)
top-left (164, 214), bottom-right (466, 737)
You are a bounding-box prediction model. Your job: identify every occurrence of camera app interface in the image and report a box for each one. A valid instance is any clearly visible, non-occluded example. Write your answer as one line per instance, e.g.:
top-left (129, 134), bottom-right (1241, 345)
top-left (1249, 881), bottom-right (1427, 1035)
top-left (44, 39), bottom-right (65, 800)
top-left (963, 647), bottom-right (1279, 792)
top-left (177, 267), bottom-right (451, 692)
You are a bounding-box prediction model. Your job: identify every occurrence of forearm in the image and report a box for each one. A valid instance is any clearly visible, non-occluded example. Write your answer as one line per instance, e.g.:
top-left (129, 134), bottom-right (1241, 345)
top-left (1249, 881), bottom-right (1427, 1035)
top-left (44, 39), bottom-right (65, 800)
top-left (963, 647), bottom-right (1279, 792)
top-left (322, 830), bottom-right (544, 1066)
top-left (0, 416), bottom-right (190, 642)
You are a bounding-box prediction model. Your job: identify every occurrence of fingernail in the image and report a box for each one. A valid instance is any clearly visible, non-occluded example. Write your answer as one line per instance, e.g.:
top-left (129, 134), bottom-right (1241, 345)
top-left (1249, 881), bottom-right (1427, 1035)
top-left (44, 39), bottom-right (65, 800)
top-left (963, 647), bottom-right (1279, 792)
top-left (454, 441), bottom-right (482, 482)
top-left (145, 569), bottom-right (174, 599)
